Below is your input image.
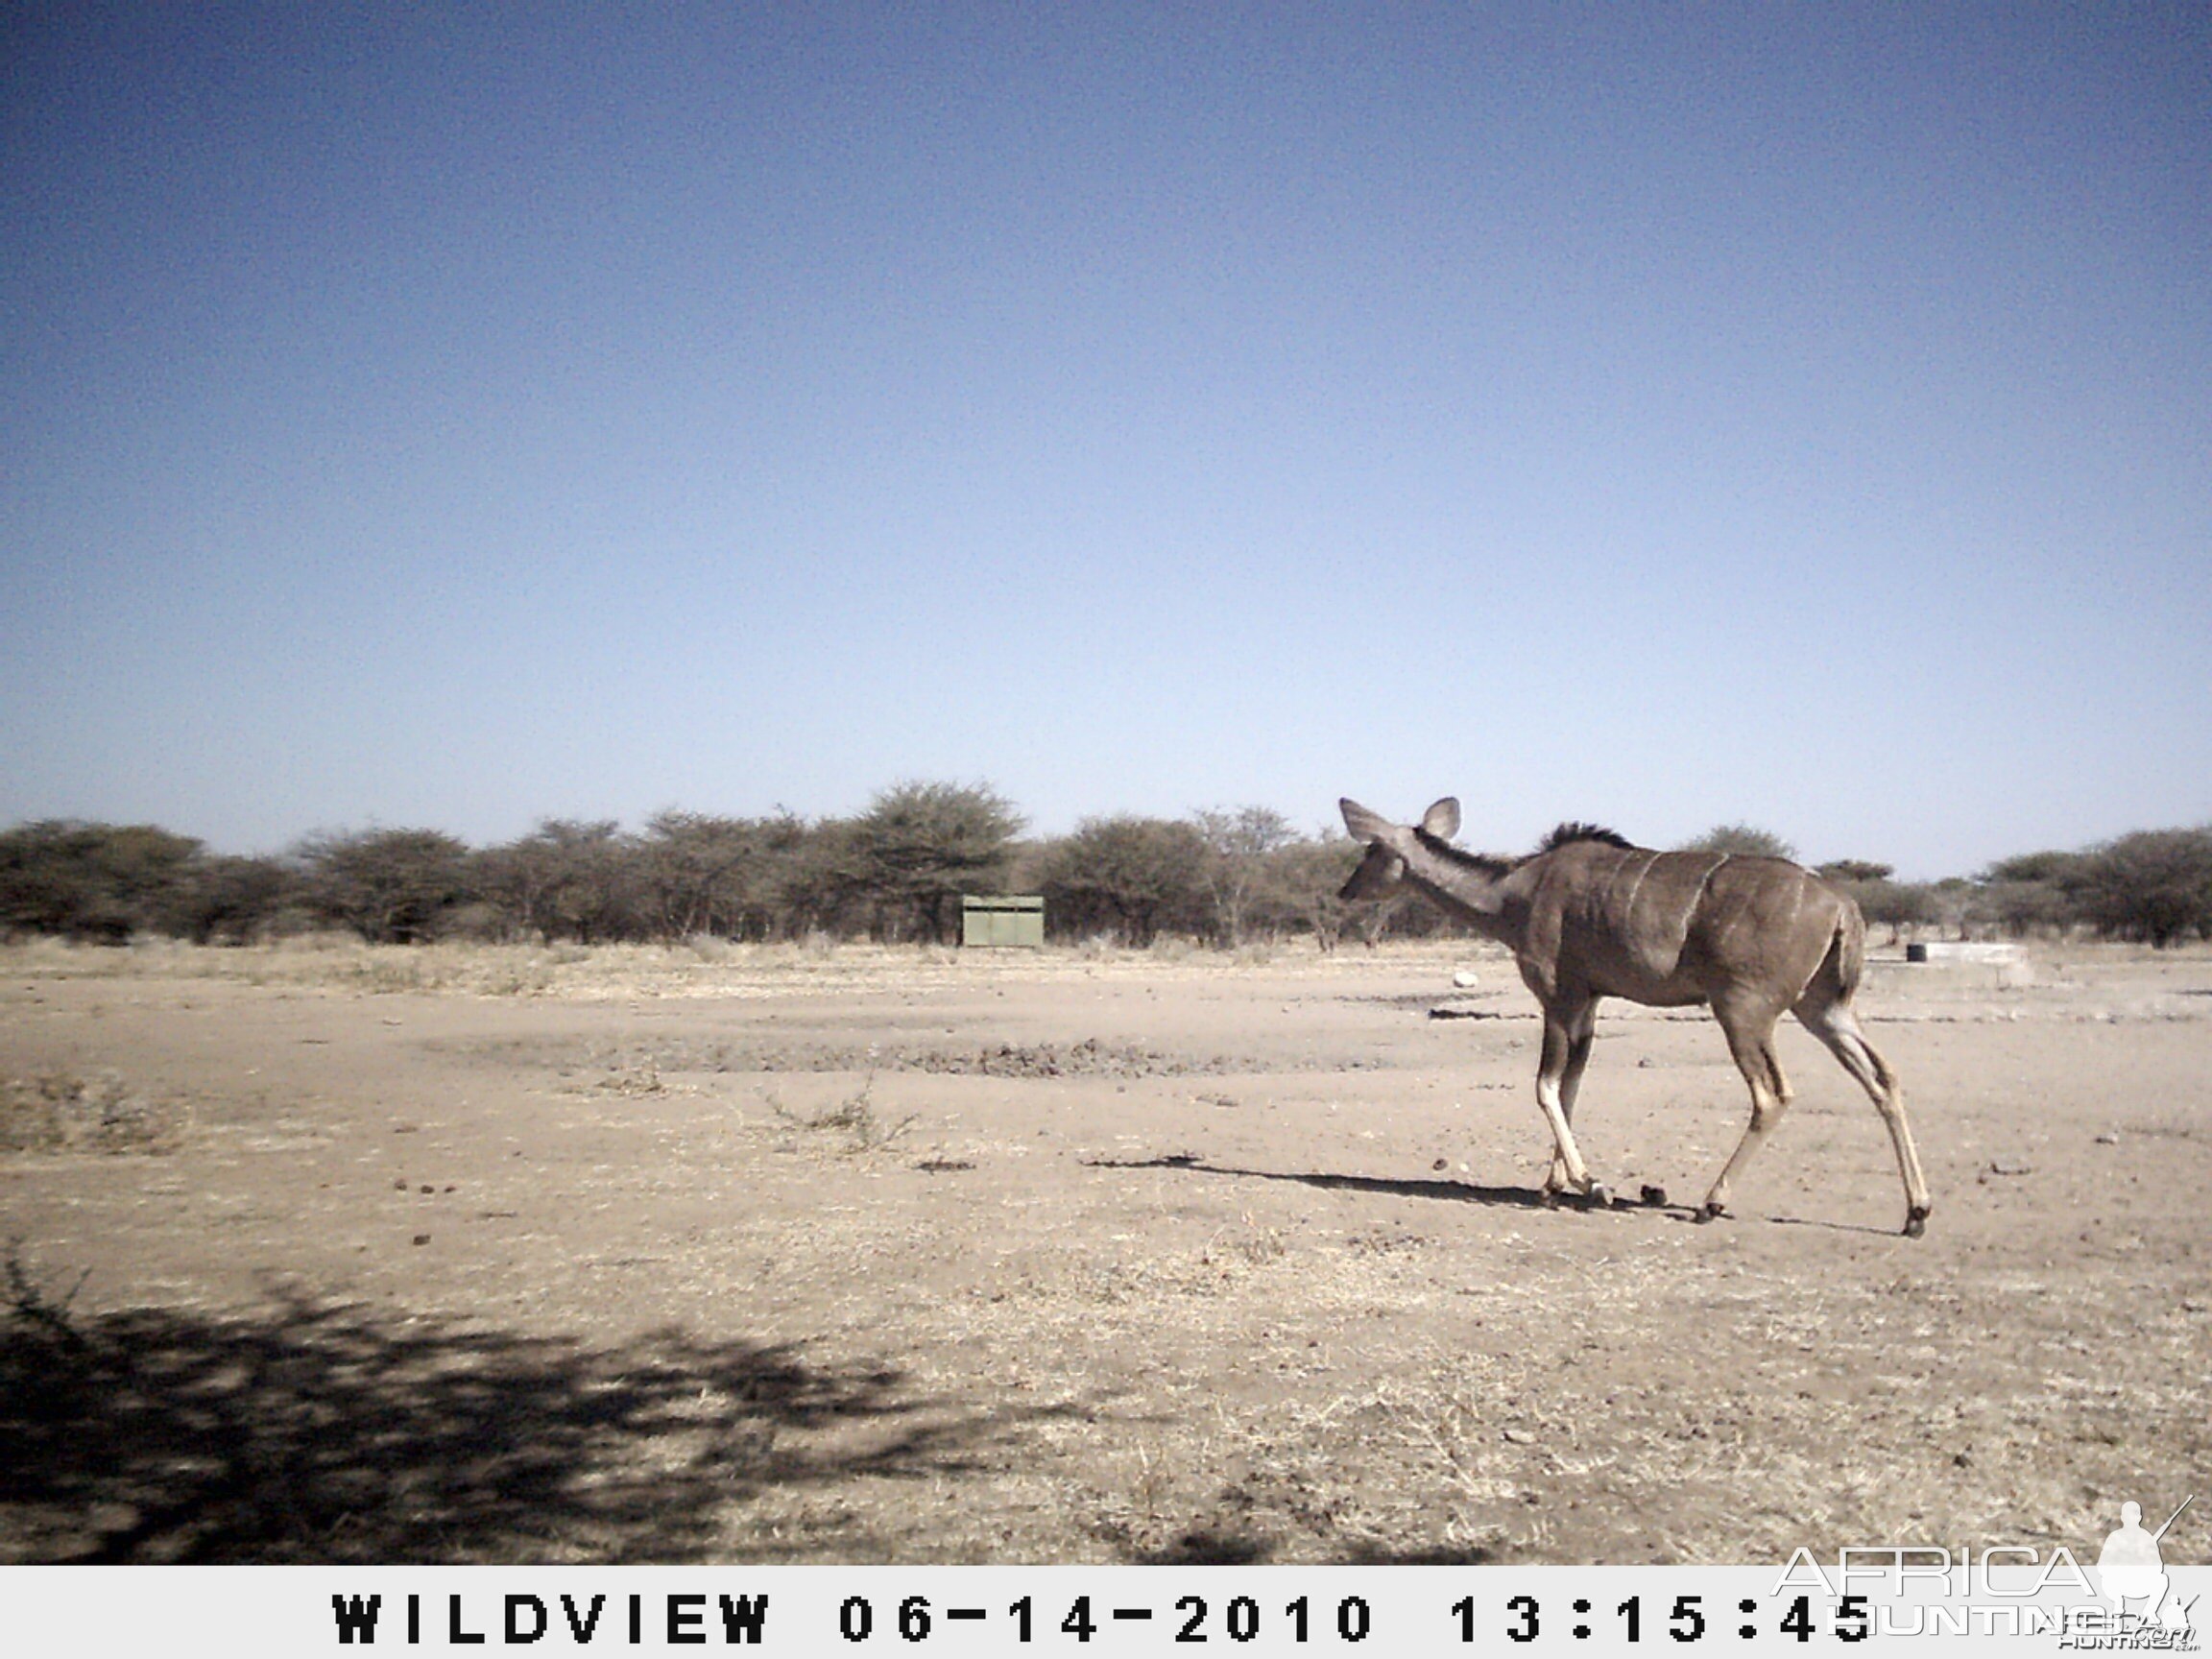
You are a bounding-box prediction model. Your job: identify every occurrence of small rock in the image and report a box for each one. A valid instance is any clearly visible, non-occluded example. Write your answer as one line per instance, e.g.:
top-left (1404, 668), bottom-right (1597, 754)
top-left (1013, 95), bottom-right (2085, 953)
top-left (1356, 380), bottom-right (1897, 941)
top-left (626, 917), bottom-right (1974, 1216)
top-left (1987, 1161), bottom-right (2032, 1177)
top-left (1452, 969), bottom-right (1480, 989)
top-left (411, 1234), bottom-right (430, 1246)
top-left (1432, 1158), bottom-right (1448, 1171)
top-left (2094, 1133), bottom-right (2121, 1145)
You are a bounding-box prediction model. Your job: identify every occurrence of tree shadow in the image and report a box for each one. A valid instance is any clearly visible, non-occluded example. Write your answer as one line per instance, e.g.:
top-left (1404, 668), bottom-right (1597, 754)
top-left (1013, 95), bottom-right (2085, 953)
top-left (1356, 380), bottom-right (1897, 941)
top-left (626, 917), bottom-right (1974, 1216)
top-left (1132, 1526), bottom-right (1275, 1565)
top-left (1342, 1542), bottom-right (1502, 1565)
top-left (1, 1261), bottom-right (1060, 1564)
top-left (1128, 1527), bottom-right (1501, 1567)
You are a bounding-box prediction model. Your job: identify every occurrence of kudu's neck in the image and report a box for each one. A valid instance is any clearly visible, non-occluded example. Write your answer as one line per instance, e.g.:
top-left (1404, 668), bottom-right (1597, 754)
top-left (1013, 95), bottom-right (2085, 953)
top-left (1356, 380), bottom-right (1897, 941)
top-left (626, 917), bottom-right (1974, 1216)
top-left (1398, 832), bottom-right (1527, 949)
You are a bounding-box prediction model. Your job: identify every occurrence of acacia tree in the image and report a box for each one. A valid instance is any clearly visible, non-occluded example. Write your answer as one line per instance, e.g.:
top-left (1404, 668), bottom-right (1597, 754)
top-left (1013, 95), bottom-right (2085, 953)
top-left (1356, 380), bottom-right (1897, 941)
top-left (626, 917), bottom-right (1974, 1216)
top-left (1815, 859), bottom-right (1933, 943)
top-left (173, 854), bottom-right (298, 944)
top-left (479, 820), bottom-right (641, 944)
top-left (1842, 878), bottom-right (1931, 942)
top-left (0, 821), bottom-right (206, 942)
top-left (1261, 833), bottom-right (1364, 950)
top-left (1973, 850), bottom-right (2090, 936)
top-left (1033, 816), bottom-right (1210, 946)
top-left (1679, 824), bottom-right (1798, 861)
top-left (298, 829), bottom-right (473, 944)
top-left (634, 810), bottom-right (821, 940)
top-left (841, 781), bottom-right (1023, 944)
top-left (633, 811), bottom-right (738, 938)
top-left (2077, 829), bottom-right (2212, 947)
top-left (1190, 805), bottom-right (1300, 947)
top-left (1817, 860), bottom-right (1892, 884)
top-left (636, 810), bottom-right (742, 938)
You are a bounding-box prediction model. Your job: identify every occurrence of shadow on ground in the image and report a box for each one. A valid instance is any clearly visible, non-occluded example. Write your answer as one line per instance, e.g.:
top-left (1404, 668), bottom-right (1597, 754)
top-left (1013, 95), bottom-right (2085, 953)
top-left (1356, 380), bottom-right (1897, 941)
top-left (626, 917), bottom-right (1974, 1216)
top-left (1089, 1153), bottom-right (1582, 1214)
top-left (1, 1256), bottom-right (1038, 1564)
top-left (1132, 1527), bottom-right (1498, 1566)
top-left (1141, 1153), bottom-right (1917, 1238)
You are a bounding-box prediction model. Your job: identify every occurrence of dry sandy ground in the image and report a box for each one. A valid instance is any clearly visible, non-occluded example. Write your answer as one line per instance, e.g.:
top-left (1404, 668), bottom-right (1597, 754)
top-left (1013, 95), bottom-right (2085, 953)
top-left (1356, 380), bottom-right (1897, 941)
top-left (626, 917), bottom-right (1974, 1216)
top-left (2, 936), bottom-right (2206, 1565)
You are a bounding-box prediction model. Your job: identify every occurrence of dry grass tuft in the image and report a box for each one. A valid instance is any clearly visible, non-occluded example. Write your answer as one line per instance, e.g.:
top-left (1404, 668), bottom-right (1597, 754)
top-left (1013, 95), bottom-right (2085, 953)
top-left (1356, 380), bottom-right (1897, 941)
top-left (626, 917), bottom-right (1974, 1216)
top-left (590, 1059), bottom-right (672, 1098)
top-left (1199, 1215), bottom-right (1289, 1269)
top-left (767, 1073), bottom-right (919, 1154)
top-left (1, 1070), bottom-right (185, 1154)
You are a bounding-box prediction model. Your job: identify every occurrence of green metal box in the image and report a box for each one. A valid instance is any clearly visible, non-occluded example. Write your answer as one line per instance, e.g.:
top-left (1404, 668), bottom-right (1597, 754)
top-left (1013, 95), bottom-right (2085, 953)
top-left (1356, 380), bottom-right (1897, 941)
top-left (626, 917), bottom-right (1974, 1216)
top-left (962, 894), bottom-right (1045, 949)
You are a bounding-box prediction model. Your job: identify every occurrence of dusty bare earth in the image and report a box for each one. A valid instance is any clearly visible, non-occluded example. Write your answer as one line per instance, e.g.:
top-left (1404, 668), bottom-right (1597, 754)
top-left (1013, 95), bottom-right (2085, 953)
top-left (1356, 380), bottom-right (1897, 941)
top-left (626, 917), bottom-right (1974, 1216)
top-left (2, 935), bottom-right (2206, 1565)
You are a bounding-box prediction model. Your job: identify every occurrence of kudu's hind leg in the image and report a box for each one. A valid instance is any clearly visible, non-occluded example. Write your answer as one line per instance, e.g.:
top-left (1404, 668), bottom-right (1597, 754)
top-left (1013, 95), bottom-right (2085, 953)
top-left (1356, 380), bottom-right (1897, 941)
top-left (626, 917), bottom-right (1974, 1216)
top-left (1536, 999), bottom-right (1610, 1209)
top-left (1795, 997), bottom-right (1931, 1237)
top-left (1700, 1001), bottom-right (1792, 1224)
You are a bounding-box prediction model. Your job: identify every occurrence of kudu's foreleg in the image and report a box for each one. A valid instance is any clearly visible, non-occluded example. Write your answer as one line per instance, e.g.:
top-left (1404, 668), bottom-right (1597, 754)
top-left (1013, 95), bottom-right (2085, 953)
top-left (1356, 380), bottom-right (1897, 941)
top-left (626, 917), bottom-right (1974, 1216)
top-left (1795, 998), bottom-right (1931, 1237)
top-left (1541, 1001), bottom-right (1599, 1195)
top-left (1536, 1000), bottom-right (1609, 1209)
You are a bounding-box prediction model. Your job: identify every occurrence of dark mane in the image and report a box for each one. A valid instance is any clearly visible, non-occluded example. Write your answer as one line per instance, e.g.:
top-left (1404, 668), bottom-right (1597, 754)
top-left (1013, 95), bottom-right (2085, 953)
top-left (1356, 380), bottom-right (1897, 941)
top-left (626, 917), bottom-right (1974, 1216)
top-left (1538, 822), bottom-right (1636, 854)
top-left (1413, 827), bottom-right (1516, 878)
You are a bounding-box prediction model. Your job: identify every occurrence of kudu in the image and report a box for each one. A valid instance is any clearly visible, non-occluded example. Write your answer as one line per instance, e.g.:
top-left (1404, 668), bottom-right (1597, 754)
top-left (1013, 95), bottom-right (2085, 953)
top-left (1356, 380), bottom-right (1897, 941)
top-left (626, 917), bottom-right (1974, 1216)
top-left (1340, 798), bottom-right (1931, 1237)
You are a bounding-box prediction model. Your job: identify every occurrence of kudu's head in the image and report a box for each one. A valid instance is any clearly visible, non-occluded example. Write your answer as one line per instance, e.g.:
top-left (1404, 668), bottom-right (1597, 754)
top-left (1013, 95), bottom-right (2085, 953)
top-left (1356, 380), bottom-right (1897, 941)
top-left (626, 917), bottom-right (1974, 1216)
top-left (1338, 797), bottom-right (1461, 901)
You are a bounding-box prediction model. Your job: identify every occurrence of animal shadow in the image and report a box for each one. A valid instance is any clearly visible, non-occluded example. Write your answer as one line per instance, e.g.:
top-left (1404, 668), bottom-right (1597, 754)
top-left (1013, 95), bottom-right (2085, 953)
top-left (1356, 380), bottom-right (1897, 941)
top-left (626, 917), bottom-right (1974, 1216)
top-left (1089, 1154), bottom-right (1658, 1216)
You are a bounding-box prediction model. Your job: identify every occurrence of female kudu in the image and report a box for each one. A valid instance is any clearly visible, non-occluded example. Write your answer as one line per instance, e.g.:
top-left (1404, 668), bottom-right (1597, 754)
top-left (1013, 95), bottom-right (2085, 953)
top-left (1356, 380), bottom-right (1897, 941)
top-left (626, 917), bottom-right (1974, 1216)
top-left (1340, 797), bottom-right (1932, 1237)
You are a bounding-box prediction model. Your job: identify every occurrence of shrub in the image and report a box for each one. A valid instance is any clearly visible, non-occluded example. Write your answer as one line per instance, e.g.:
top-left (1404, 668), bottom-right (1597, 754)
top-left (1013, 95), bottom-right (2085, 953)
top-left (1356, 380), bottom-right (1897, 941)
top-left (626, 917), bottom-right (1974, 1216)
top-left (839, 781), bottom-right (1023, 944)
top-left (296, 828), bottom-right (473, 944)
top-left (0, 821), bottom-right (205, 942)
top-left (1679, 824), bottom-right (1798, 861)
top-left (1034, 816), bottom-right (1211, 946)
top-left (2076, 829), bottom-right (2212, 948)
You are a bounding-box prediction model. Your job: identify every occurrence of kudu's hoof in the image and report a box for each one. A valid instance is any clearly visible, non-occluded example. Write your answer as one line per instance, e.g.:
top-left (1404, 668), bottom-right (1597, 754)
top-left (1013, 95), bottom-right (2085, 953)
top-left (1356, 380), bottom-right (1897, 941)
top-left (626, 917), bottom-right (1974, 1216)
top-left (1696, 1202), bottom-right (1725, 1225)
top-left (1584, 1183), bottom-right (1614, 1212)
top-left (1904, 1207), bottom-right (1930, 1239)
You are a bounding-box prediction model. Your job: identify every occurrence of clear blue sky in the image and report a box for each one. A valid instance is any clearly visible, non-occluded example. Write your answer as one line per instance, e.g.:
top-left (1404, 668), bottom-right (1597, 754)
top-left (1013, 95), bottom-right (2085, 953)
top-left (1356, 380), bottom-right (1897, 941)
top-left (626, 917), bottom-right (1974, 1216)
top-left (5, 5), bottom-right (2206, 879)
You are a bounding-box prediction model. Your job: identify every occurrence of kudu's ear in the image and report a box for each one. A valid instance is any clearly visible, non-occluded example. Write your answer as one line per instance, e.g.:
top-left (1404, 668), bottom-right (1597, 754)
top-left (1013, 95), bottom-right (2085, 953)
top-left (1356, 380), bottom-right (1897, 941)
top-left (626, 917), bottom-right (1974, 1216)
top-left (1339, 798), bottom-right (1393, 843)
top-left (1421, 798), bottom-right (1461, 840)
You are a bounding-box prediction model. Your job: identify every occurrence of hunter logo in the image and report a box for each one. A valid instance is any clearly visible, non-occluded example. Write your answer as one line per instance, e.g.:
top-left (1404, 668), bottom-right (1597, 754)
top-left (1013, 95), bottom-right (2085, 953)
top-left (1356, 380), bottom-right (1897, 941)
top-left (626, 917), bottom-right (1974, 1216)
top-left (1774, 1493), bottom-right (2199, 1645)
top-left (2093, 1498), bottom-right (2195, 1637)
